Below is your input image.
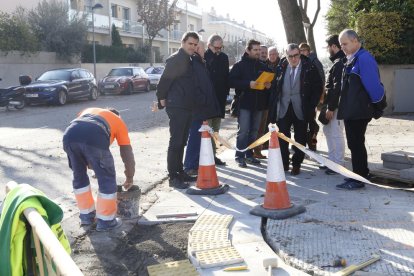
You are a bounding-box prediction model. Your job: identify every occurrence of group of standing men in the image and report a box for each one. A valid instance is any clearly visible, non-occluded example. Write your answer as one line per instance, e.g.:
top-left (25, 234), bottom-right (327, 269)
top-left (155, 28), bottom-right (385, 191)
top-left (61, 28), bottom-right (385, 230)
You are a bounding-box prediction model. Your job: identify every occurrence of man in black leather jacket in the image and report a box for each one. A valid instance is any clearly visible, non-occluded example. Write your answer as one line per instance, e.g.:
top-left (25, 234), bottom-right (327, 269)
top-left (156, 32), bottom-right (200, 189)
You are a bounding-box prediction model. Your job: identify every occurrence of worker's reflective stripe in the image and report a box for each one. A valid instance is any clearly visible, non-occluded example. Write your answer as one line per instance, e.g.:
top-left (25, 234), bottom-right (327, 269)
top-left (79, 206), bottom-right (96, 214)
top-left (96, 192), bottom-right (117, 220)
top-left (73, 185), bottom-right (95, 211)
top-left (73, 185), bottom-right (92, 195)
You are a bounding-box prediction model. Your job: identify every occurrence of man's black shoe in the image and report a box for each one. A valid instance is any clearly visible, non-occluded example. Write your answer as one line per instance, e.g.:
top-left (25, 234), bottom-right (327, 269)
top-left (245, 157), bottom-right (261, 165)
top-left (336, 179), bottom-right (365, 190)
top-left (179, 172), bottom-right (197, 182)
top-left (169, 178), bottom-right (190, 189)
top-left (235, 157), bottom-right (247, 168)
top-left (215, 157), bottom-right (226, 166)
top-left (325, 168), bottom-right (338, 175)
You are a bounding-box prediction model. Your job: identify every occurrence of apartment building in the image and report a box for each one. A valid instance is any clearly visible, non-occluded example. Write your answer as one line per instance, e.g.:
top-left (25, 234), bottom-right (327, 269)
top-left (3, 0), bottom-right (269, 61)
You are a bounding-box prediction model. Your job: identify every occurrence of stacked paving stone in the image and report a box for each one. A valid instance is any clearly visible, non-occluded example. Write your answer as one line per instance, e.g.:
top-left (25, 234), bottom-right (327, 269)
top-left (188, 214), bottom-right (244, 268)
top-left (381, 151), bottom-right (414, 180)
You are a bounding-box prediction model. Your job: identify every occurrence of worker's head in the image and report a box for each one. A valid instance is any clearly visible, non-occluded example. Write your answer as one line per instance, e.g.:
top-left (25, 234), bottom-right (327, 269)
top-left (339, 29), bottom-right (361, 56)
top-left (259, 45), bottom-right (268, 61)
top-left (268, 46), bottom-right (279, 63)
top-left (181, 31), bottom-right (200, 56)
top-left (208, 34), bottom-right (224, 55)
top-left (196, 40), bottom-right (206, 58)
top-left (299, 42), bottom-right (311, 57)
top-left (246, 39), bottom-right (261, 60)
top-left (286, 43), bottom-right (301, 67)
top-left (325, 34), bottom-right (341, 57)
top-left (107, 107), bottom-right (120, 116)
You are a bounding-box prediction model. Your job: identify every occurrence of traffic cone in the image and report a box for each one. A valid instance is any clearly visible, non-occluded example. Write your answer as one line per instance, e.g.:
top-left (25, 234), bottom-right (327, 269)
top-left (250, 124), bottom-right (306, 219)
top-left (187, 121), bottom-right (229, 195)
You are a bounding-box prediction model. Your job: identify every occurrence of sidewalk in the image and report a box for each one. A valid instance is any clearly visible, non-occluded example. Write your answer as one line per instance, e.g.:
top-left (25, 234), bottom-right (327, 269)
top-left (141, 114), bottom-right (414, 275)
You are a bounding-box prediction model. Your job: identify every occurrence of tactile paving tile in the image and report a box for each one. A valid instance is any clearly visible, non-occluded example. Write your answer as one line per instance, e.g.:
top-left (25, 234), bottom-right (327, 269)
top-left (147, 260), bottom-right (199, 276)
top-left (195, 246), bottom-right (244, 268)
top-left (189, 229), bottom-right (229, 244)
top-left (189, 240), bottom-right (232, 255)
top-left (191, 214), bottom-right (233, 231)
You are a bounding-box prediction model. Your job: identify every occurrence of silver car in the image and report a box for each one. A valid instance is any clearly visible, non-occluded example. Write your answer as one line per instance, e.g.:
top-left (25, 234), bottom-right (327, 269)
top-left (144, 66), bottom-right (165, 89)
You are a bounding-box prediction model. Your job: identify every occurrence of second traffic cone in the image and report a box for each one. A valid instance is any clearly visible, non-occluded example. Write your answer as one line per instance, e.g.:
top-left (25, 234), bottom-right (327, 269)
top-left (250, 124), bottom-right (306, 219)
top-left (187, 121), bottom-right (229, 195)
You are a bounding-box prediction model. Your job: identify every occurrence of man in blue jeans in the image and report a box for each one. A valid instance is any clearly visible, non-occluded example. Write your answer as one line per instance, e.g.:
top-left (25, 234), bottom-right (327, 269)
top-left (229, 39), bottom-right (272, 168)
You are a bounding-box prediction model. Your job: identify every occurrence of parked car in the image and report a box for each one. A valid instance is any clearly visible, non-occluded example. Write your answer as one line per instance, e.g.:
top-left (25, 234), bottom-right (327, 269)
top-left (99, 67), bottom-right (150, 95)
top-left (144, 66), bottom-right (164, 89)
top-left (24, 68), bottom-right (98, 106)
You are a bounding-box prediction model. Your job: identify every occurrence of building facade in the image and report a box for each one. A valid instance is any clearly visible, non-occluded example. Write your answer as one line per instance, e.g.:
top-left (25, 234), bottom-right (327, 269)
top-left (3, 0), bottom-right (269, 62)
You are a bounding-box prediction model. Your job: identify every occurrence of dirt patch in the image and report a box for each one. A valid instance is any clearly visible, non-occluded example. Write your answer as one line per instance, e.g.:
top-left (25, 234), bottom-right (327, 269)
top-left (72, 222), bottom-right (193, 276)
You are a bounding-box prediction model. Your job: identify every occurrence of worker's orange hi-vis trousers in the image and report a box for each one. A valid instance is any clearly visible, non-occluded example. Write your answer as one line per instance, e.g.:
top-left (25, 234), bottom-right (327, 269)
top-left (96, 192), bottom-right (117, 221)
top-left (73, 185), bottom-right (95, 214)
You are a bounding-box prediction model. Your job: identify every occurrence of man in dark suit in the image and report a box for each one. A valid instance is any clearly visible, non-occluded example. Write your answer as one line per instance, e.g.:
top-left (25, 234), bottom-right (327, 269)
top-left (204, 34), bottom-right (230, 166)
top-left (269, 43), bottom-right (323, 175)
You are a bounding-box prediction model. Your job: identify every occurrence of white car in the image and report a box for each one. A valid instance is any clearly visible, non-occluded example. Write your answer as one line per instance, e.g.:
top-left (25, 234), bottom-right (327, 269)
top-left (144, 66), bottom-right (165, 89)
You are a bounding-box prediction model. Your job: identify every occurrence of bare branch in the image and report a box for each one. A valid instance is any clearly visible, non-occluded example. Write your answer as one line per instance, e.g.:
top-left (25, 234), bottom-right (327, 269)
top-left (311, 0), bottom-right (320, 27)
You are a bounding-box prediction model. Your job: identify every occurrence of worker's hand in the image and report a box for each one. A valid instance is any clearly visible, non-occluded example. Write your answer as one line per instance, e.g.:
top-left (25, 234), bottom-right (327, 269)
top-left (264, 82), bottom-right (271, 89)
top-left (250, 81), bottom-right (257, 89)
top-left (151, 101), bottom-right (159, 112)
top-left (325, 110), bottom-right (334, 121)
top-left (123, 178), bottom-right (134, 191)
top-left (159, 99), bottom-right (166, 107)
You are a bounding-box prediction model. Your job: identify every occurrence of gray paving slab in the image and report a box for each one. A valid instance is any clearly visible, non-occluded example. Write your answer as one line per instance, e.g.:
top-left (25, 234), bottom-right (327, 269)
top-left (381, 151), bottom-right (414, 164)
top-left (400, 168), bottom-right (414, 180)
top-left (383, 160), bottom-right (413, 170)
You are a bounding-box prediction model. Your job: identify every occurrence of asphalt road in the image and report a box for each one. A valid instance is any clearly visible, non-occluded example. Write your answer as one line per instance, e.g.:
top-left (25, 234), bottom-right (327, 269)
top-left (0, 90), bottom-right (170, 201)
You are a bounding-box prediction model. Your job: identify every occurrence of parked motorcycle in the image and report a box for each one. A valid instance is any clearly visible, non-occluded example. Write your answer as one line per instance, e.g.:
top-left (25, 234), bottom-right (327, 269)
top-left (0, 75), bottom-right (31, 110)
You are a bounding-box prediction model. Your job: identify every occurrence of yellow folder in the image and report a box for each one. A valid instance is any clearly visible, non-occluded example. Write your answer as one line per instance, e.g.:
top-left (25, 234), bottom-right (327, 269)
top-left (253, 71), bottom-right (275, 90)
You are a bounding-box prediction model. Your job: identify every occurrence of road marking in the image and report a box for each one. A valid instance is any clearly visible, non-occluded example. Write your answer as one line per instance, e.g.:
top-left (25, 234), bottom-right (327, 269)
top-left (119, 109), bottom-right (129, 113)
top-left (38, 126), bottom-right (48, 129)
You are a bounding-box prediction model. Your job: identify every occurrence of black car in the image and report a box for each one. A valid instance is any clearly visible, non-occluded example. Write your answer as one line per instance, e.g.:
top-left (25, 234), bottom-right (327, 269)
top-left (24, 68), bottom-right (98, 105)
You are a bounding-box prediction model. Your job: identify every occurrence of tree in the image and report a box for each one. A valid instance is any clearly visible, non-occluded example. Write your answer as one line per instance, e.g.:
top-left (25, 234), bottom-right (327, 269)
top-left (325, 0), bottom-right (350, 35)
top-left (298, 0), bottom-right (320, 54)
top-left (111, 24), bottom-right (123, 47)
top-left (136, 0), bottom-right (179, 64)
top-left (0, 9), bottom-right (39, 53)
top-left (28, 0), bottom-right (88, 60)
top-left (277, 0), bottom-right (306, 45)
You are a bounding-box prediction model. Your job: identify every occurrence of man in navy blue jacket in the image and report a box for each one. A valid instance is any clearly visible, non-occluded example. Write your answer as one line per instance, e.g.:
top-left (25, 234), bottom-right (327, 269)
top-left (336, 29), bottom-right (386, 190)
top-left (229, 39), bottom-right (272, 168)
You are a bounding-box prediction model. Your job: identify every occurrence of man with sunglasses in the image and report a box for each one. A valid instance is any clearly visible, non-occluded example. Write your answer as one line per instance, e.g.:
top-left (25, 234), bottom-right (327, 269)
top-left (269, 43), bottom-right (323, 175)
top-left (204, 34), bottom-right (230, 166)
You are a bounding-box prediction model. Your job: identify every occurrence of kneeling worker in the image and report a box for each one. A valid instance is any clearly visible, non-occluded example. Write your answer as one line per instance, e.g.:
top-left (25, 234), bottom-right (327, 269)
top-left (63, 107), bottom-right (135, 231)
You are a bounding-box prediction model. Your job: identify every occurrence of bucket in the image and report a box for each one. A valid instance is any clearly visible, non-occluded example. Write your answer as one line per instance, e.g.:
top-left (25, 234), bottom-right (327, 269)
top-left (117, 185), bottom-right (141, 219)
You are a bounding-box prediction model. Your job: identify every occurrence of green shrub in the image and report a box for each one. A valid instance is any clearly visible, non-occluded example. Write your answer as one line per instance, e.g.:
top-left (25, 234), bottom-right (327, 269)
top-left (81, 44), bottom-right (150, 63)
top-left (357, 12), bottom-right (403, 64)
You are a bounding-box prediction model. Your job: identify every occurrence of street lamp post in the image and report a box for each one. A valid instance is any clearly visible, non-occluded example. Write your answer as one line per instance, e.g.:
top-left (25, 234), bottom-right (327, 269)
top-left (91, 3), bottom-right (103, 79)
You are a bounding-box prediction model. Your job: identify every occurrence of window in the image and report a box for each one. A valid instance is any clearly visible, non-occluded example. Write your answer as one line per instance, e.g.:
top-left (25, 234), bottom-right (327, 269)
top-left (79, 70), bottom-right (90, 79)
top-left (123, 8), bottom-right (130, 20)
top-left (133, 68), bottom-right (140, 76)
top-left (111, 5), bottom-right (118, 18)
top-left (189, 24), bottom-right (194, 31)
top-left (71, 71), bottom-right (81, 80)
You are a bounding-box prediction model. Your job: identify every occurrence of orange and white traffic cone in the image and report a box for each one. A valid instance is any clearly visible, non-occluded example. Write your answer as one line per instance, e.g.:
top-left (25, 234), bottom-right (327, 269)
top-left (187, 121), bottom-right (229, 195)
top-left (250, 124), bottom-right (306, 219)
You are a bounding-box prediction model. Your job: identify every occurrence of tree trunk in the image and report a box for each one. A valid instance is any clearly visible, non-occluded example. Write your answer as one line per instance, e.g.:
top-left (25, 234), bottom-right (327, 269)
top-left (277, 0), bottom-right (307, 44)
top-left (306, 26), bottom-right (317, 55)
top-left (148, 38), bottom-right (154, 65)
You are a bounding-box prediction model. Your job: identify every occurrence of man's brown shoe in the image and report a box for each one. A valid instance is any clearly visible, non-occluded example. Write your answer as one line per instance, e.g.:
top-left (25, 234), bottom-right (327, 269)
top-left (291, 166), bottom-right (300, 176)
top-left (253, 152), bottom-right (267, 159)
